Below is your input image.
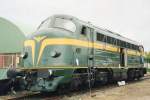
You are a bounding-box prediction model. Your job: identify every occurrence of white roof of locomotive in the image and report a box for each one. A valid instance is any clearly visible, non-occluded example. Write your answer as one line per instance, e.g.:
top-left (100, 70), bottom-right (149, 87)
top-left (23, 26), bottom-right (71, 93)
top-left (78, 19), bottom-right (141, 46)
top-left (51, 14), bottom-right (141, 46)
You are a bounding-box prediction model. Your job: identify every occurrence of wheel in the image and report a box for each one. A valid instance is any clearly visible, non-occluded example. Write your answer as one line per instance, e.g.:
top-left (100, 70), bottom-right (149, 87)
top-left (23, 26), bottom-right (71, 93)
top-left (57, 83), bottom-right (70, 95)
top-left (127, 69), bottom-right (135, 81)
top-left (139, 69), bottom-right (144, 77)
top-left (95, 72), bottom-right (108, 85)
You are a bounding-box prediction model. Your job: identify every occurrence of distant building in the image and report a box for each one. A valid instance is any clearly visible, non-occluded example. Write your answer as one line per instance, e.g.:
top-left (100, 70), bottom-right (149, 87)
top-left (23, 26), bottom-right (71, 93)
top-left (0, 17), bottom-right (25, 79)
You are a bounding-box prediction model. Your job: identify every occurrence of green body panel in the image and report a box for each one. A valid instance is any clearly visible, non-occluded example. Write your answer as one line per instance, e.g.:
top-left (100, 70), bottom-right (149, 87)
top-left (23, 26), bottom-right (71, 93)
top-left (94, 49), bottom-right (120, 67)
top-left (40, 46), bottom-right (74, 66)
top-left (22, 28), bottom-right (143, 69)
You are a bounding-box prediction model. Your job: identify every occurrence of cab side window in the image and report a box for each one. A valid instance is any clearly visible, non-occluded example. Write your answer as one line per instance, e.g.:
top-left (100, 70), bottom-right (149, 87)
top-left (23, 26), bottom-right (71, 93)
top-left (81, 26), bottom-right (87, 35)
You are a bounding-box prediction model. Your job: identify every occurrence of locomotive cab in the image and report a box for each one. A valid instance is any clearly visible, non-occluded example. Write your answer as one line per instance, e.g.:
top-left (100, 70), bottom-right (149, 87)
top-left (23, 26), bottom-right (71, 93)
top-left (22, 15), bottom-right (80, 67)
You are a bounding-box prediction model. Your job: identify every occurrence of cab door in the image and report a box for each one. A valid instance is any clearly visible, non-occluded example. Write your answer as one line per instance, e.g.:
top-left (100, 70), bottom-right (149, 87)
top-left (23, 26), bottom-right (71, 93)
top-left (86, 27), bottom-right (95, 68)
top-left (120, 48), bottom-right (127, 67)
top-left (76, 26), bottom-right (94, 67)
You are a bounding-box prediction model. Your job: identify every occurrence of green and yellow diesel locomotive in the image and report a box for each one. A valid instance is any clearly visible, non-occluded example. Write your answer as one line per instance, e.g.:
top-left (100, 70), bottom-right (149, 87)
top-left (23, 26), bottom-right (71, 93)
top-left (15, 15), bottom-right (146, 92)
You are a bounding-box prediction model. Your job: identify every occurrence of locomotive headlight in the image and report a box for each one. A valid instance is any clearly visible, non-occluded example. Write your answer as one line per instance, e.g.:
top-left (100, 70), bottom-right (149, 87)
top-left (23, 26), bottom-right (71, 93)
top-left (20, 52), bottom-right (28, 59)
top-left (48, 69), bottom-right (53, 76)
top-left (50, 51), bottom-right (61, 58)
top-left (20, 53), bottom-right (25, 58)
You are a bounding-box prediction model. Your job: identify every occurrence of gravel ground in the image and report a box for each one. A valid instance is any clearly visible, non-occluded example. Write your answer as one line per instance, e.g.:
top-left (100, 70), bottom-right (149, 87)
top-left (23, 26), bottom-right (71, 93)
top-left (62, 75), bottom-right (150, 100)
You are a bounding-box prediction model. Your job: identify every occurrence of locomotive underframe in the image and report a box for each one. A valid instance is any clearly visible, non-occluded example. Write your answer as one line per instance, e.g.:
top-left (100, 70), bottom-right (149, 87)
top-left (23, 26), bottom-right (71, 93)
top-left (18, 67), bottom-right (146, 92)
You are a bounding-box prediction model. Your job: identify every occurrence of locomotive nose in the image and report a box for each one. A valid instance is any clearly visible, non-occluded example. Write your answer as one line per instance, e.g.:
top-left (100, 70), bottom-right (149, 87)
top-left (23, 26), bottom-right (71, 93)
top-left (23, 29), bottom-right (74, 67)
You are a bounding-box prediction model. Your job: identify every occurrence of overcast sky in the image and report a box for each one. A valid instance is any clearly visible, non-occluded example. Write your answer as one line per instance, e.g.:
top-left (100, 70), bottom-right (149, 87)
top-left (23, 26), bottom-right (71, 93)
top-left (0, 0), bottom-right (150, 51)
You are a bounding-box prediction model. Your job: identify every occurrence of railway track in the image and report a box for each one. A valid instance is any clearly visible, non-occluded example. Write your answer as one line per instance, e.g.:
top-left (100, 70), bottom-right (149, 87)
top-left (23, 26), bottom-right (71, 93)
top-left (1, 73), bottom-right (150, 100)
top-left (0, 92), bottom-right (63, 100)
top-left (0, 91), bottom-right (40, 100)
